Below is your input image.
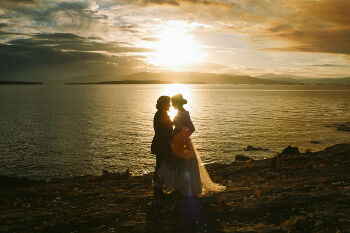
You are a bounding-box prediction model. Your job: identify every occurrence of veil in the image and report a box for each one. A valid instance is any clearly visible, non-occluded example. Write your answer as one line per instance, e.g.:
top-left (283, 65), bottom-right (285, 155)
top-left (191, 141), bottom-right (226, 193)
top-left (171, 127), bottom-right (226, 194)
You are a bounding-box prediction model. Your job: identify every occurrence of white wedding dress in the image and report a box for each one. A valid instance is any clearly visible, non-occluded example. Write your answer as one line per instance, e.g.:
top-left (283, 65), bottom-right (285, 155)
top-left (158, 110), bottom-right (225, 196)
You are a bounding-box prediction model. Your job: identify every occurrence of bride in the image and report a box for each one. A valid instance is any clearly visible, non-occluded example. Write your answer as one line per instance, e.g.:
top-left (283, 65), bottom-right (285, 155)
top-left (158, 94), bottom-right (225, 197)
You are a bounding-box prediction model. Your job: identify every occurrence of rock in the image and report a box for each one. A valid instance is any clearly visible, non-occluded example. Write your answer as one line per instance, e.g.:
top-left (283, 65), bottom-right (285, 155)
top-left (244, 145), bottom-right (269, 151)
top-left (2, 143), bottom-right (350, 233)
top-left (326, 122), bottom-right (350, 132)
top-left (123, 169), bottom-right (132, 178)
top-left (336, 122), bottom-right (350, 132)
top-left (281, 216), bottom-right (308, 232)
top-left (280, 145), bottom-right (300, 156)
top-left (310, 140), bottom-right (320, 144)
top-left (270, 156), bottom-right (279, 169)
top-left (235, 154), bottom-right (253, 161)
top-left (0, 176), bottom-right (40, 190)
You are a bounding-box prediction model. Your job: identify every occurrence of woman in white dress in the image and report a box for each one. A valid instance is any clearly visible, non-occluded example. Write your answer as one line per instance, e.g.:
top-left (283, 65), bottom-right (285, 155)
top-left (158, 94), bottom-right (225, 197)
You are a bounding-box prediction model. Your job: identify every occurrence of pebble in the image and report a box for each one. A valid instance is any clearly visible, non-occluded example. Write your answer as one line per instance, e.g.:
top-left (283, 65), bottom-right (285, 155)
top-left (107, 227), bottom-right (115, 232)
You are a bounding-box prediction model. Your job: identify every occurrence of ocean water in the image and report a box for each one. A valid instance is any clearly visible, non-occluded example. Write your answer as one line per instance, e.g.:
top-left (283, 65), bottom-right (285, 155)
top-left (0, 84), bottom-right (349, 180)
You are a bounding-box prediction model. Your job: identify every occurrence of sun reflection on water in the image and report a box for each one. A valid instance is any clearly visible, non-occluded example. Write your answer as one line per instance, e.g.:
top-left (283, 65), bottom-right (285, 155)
top-left (159, 84), bottom-right (192, 120)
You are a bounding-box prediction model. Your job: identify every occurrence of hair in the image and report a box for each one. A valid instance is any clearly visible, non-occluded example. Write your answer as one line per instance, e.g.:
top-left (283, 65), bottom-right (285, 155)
top-left (171, 94), bottom-right (187, 108)
top-left (156, 96), bottom-right (170, 110)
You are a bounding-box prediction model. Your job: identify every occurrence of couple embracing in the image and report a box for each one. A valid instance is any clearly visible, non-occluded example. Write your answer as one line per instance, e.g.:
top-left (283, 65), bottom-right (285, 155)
top-left (151, 94), bottom-right (225, 198)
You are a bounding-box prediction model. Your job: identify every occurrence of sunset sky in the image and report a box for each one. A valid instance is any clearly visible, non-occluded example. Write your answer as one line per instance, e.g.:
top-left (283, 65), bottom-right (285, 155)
top-left (1, 0), bottom-right (350, 81)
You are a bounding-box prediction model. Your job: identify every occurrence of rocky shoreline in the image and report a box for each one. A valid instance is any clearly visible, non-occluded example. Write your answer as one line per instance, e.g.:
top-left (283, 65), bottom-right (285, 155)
top-left (1, 143), bottom-right (350, 233)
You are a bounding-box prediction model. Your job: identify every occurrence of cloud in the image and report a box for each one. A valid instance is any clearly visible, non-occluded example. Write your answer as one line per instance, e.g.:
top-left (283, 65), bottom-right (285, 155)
top-left (311, 64), bottom-right (350, 68)
top-left (0, 30), bottom-right (23, 41)
top-left (10, 33), bottom-right (153, 53)
top-left (142, 37), bottom-right (160, 41)
top-left (0, 0), bottom-right (109, 36)
top-left (0, 32), bottom-right (150, 81)
top-left (233, 0), bottom-right (350, 55)
top-left (111, 0), bottom-right (234, 7)
top-left (144, 0), bottom-right (180, 6)
top-left (1, 0), bottom-right (349, 56)
top-left (143, 0), bottom-right (233, 7)
top-left (0, 0), bottom-right (349, 79)
top-left (0, 23), bottom-right (9, 28)
top-left (0, 0), bottom-right (38, 7)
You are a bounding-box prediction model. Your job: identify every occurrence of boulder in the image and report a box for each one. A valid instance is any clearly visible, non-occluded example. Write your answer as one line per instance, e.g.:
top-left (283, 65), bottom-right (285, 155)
top-left (235, 154), bottom-right (253, 161)
top-left (310, 140), bottom-right (320, 144)
top-left (336, 122), bottom-right (350, 132)
top-left (280, 145), bottom-right (300, 156)
top-left (0, 176), bottom-right (39, 190)
top-left (244, 145), bottom-right (269, 151)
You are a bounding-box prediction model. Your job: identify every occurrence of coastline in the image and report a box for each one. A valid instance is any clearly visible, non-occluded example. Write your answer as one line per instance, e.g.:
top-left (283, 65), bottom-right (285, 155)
top-left (0, 81), bottom-right (43, 85)
top-left (1, 143), bottom-right (349, 232)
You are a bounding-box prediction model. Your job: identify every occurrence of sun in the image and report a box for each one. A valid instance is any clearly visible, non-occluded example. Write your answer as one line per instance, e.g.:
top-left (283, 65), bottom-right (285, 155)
top-left (147, 21), bottom-right (206, 68)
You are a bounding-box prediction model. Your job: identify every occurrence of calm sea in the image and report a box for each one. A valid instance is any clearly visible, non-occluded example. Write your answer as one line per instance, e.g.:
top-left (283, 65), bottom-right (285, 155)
top-left (0, 84), bottom-right (349, 180)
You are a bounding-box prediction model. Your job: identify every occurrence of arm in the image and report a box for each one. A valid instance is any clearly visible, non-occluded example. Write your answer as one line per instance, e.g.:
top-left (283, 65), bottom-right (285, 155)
top-left (159, 112), bottom-right (173, 139)
top-left (184, 111), bottom-right (195, 135)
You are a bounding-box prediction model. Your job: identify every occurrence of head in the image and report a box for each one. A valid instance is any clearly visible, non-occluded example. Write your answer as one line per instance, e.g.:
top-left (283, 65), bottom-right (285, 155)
top-left (156, 96), bottom-right (171, 111)
top-left (171, 93), bottom-right (187, 110)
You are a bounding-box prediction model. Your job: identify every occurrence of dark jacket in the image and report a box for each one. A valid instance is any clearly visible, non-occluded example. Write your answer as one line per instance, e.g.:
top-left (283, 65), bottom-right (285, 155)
top-left (151, 110), bottom-right (173, 156)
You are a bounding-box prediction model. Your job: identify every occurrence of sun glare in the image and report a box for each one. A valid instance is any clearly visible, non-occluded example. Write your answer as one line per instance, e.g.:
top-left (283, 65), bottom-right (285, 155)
top-left (147, 22), bottom-right (206, 69)
top-left (159, 84), bottom-right (192, 120)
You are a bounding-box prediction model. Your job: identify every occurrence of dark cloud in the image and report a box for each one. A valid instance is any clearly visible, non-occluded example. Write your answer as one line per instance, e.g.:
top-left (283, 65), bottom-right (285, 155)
top-left (0, 30), bottom-right (23, 39)
top-left (32, 2), bottom-right (104, 27)
top-left (0, 0), bottom-right (38, 7)
top-left (8, 33), bottom-right (153, 53)
top-left (0, 1), bottom-right (150, 81)
top-left (0, 23), bottom-right (9, 28)
top-left (0, 1), bottom-right (108, 33)
top-left (0, 33), bottom-right (149, 81)
top-left (10, 0), bottom-right (37, 3)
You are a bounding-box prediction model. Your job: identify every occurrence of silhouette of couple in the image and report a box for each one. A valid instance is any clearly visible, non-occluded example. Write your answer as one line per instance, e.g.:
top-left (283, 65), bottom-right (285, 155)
top-left (151, 94), bottom-right (225, 198)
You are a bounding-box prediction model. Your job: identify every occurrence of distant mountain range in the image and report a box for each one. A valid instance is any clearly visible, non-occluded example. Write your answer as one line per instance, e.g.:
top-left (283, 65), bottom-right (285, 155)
top-left (68, 72), bottom-right (298, 85)
top-left (2, 72), bottom-right (349, 85)
top-left (0, 81), bottom-right (43, 85)
top-left (66, 80), bottom-right (204, 85)
top-left (255, 73), bottom-right (350, 85)
top-left (67, 72), bottom-right (350, 85)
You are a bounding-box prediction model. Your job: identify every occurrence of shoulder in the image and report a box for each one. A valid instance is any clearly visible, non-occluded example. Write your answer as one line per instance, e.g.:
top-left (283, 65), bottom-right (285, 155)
top-left (155, 110), bottom-right (168, 117)
top-left (180, 110), bottom-right (190, 118)
top-left (175, 110), bottom-right (191, 122)
top-left (158, 111), bottom-right (171, 122)
top-left (154, 111), bottom-right (160, 118)
top-left (154, 111), bottom-right (165, 121)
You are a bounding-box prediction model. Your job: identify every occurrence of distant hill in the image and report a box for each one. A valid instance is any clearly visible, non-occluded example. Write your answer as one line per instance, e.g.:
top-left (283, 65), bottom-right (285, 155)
top-left (0, 81), bottom-right (43, 85)
top-left (256, 74), bottom-right (350, 85)
top-left (68, 72), bottom-right (295, 85)
top-left (256, 73), bottom-right (306, 82)
top-left (66, 80), bottom-right (204, 85)
top-left (66, 74), bottom-right (120, 83)
top-left (299, 77), bottom-right (350, 85)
